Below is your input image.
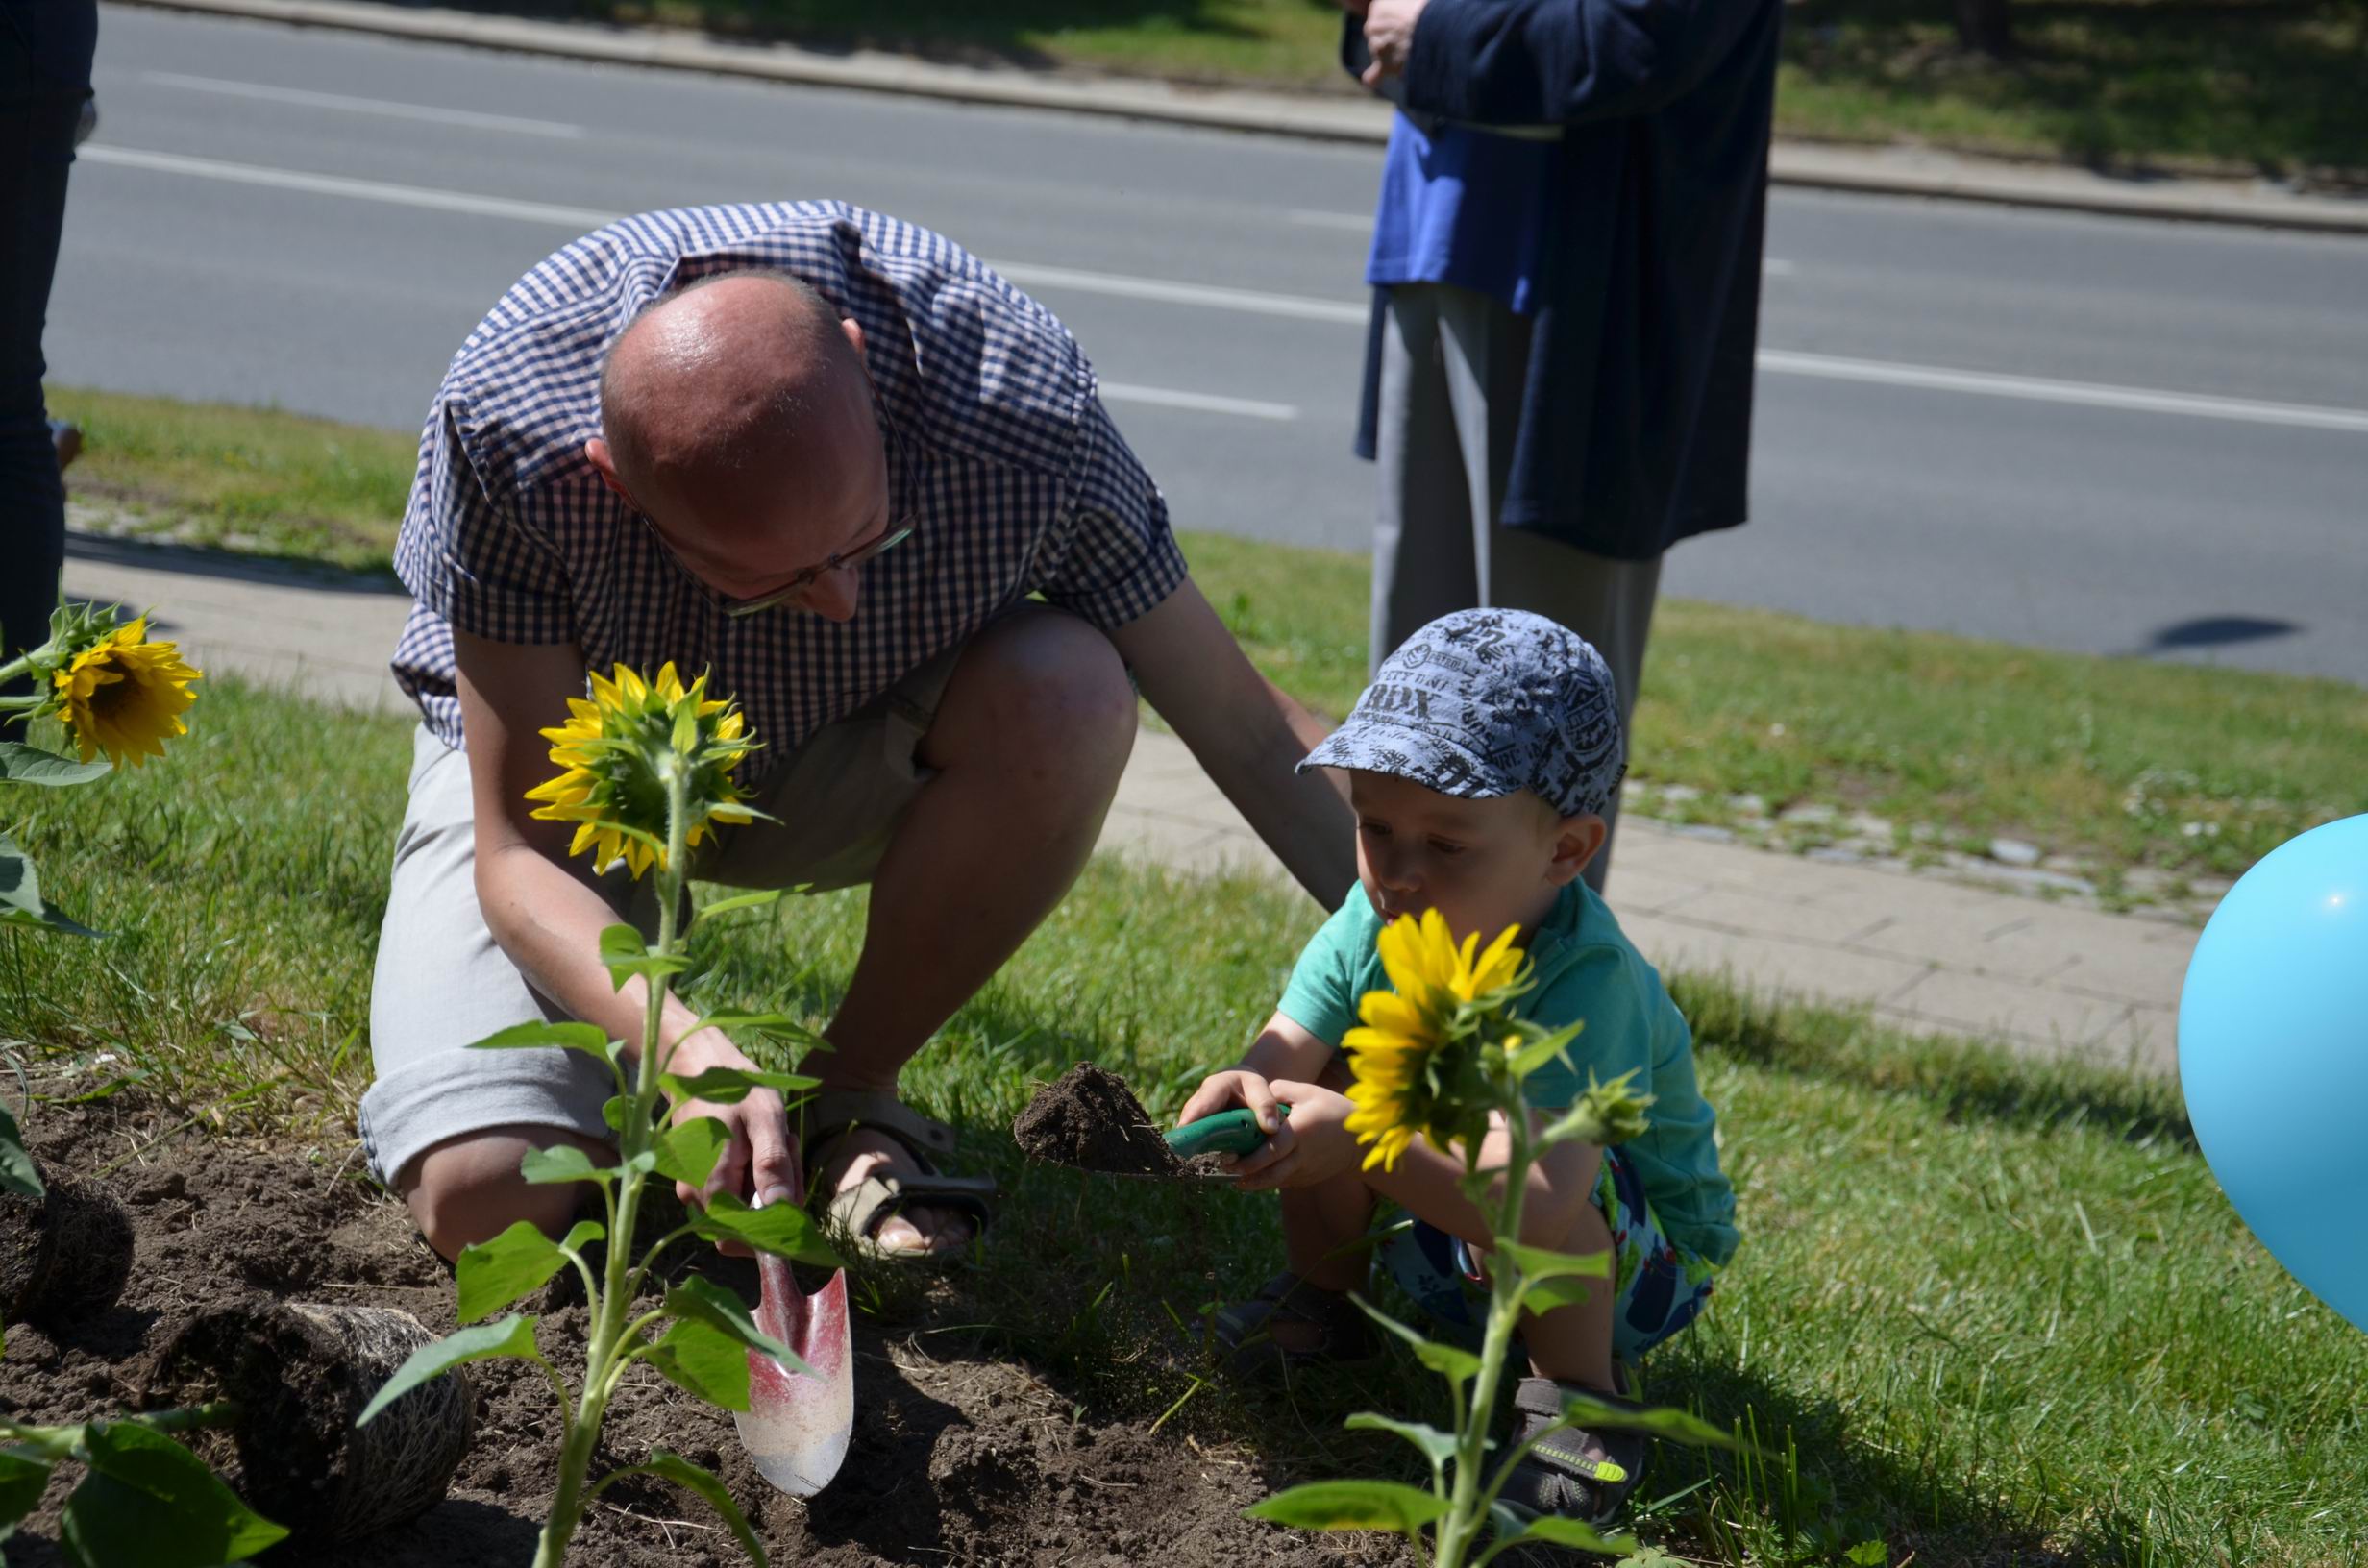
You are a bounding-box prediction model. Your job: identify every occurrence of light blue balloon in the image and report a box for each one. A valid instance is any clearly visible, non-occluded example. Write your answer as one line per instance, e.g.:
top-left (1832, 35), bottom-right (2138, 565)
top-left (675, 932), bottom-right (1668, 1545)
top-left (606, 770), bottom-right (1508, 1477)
top-left (2180, 814), bottom-right (2368, 1334)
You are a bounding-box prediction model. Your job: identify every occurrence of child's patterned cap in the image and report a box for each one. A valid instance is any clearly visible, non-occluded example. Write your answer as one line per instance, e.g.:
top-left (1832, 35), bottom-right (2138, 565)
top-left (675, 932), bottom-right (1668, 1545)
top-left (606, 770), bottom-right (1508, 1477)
top-left (1299, 608), bottom-right (1625, 820)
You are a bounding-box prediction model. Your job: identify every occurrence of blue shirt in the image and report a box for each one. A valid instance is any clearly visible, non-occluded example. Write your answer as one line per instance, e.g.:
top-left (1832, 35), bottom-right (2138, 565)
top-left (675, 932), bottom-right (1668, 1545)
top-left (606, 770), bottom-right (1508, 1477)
top-left (1277, 881), bottom-right (1739, 1267)
top-left (390, 202), bottom-right (1186, 786)
top-left (1365, 111), bottom-right (1560, 316)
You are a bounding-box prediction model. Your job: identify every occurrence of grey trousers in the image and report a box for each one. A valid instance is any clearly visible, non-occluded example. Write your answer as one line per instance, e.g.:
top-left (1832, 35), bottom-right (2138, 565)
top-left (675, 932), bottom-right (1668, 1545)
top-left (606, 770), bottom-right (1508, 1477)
top-left (1371, 282), bottom-right (1663, 893)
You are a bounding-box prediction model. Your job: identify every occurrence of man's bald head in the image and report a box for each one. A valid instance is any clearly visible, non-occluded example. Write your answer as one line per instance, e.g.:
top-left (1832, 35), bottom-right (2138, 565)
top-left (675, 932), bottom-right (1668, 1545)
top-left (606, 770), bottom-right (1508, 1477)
top-left (592, 271), bottom-right (884, 584)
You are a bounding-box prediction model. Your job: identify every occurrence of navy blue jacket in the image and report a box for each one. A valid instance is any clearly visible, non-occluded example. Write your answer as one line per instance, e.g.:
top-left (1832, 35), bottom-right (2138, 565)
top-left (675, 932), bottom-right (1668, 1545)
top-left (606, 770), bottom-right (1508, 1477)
top-left (1352, 0), bottom-right (1781, 561)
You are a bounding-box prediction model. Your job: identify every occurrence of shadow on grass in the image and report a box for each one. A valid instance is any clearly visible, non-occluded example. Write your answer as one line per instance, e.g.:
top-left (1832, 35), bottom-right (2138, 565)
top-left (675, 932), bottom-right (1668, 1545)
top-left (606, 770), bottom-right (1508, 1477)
top-left (62, 530), bottom-right (404, 595)
top-left (1781, 0), bottom-right (2368, 179)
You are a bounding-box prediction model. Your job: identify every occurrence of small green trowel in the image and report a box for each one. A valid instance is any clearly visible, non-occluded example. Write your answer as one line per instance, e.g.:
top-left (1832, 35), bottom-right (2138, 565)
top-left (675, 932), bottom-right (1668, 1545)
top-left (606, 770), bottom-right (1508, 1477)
top-left (1122, 1102), bottom-right (1291, 1181)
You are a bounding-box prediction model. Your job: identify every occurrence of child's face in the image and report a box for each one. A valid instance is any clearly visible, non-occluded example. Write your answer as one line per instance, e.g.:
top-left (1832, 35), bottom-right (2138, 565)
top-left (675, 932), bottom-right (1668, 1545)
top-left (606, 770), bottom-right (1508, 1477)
top-left (1345, 771), bottom-right (1603, 945)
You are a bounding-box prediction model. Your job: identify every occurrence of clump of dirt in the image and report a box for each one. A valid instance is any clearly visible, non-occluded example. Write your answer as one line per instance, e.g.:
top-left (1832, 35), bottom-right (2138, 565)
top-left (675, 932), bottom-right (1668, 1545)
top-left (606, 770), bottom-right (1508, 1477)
top-left (1, 1176), bottom-right (135, 1330)
top-left (1012, 1063), bottom-right (1185, 1177)
top-left (142, 1298), bottom-right (472, 1544)
top-left (1, 1095), bottom-right (1402, 1567)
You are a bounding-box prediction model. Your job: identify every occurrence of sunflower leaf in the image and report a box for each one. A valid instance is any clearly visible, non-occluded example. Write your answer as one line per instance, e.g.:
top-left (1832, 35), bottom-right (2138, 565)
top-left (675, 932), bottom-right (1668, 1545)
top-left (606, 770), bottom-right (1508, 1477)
top-left (0, 742), bottom-right (111, 786)
top-left (0, 1101), bottom-right (43, 1199)
top-left (660, 1066), bottom-right (820, 1106)
top-left (1243, 1479), bottom-right (1444, 1532)
top-left (0, 834), bottom-right (103, 938)
top-left (696, 888), bottom-right (785, 921)
top-left (1347, 1293), bottom-right (1482, 1382)
top-left (358, 1315), bottom-right (542, 1425)
top-left (62, 1421), bottom-right (288, 1566)
top-left (599, 923), bottom-right (689, 991)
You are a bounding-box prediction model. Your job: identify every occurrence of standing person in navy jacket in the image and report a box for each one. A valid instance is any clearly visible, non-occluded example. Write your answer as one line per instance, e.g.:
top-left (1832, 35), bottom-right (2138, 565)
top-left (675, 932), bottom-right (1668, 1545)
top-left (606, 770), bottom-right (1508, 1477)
top-left (1, 0), bottom-right (97, 691)
top-left (1346, 0), bottom-right (1781, 891)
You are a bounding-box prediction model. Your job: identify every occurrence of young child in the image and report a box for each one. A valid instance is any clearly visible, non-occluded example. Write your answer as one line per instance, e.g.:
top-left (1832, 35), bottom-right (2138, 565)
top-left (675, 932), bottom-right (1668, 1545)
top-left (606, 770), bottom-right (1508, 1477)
top-left (1177, 608), bottom-right (1737, 1525)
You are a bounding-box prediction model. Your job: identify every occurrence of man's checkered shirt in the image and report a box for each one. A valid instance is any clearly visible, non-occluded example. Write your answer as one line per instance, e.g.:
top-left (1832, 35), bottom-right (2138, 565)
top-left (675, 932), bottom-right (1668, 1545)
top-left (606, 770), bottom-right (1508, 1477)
top-left (390, 202), bottom-right (1187, 784)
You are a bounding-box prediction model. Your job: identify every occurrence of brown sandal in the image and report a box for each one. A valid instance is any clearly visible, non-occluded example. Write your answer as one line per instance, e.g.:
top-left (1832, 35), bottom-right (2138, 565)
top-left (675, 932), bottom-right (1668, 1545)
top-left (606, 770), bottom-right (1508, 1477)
top-left (799, 1090), bottom-right (995, 1261)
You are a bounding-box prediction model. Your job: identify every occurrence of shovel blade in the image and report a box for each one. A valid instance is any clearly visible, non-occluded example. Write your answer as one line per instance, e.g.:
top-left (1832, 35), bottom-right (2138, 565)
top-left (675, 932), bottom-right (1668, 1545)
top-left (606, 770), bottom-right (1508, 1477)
top-left (733, 1252), bottom-right (853, 1497)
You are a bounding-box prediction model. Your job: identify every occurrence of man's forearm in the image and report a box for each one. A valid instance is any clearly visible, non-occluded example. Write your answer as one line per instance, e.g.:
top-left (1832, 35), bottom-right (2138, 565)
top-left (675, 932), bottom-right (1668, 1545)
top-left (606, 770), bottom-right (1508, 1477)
top-left (475, 843), bottom-right (703, 1068)
top-left (1204, 676), bottom-right (1357, 904)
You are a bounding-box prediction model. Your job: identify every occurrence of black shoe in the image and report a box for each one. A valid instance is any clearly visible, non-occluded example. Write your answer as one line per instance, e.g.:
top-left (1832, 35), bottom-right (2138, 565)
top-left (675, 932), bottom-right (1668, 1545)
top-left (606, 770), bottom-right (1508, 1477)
top-left (1495, 1374), bottom-right (1648, 1528)
top-left (1209, 1270), bottom-right (1380, 1381)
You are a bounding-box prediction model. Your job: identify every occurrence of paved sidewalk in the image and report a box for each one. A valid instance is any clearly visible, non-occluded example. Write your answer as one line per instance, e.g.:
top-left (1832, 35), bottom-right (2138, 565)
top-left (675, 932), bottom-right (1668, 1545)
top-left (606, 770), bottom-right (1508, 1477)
top-left (122, 0), bottom-right (2368, 235)
top-left (66, 539), bottom-right (2195, 1079)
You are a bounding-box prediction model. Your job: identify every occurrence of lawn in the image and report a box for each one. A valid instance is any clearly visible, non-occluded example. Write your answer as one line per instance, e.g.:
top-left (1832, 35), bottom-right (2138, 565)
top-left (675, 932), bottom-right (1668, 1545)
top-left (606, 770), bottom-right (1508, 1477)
top-left (428, 0), bottom-right (2368, 181)
top-left (47, 384), bottom-right (2368, 906)
top-left (5, 675), bottom-right (2364, 1564)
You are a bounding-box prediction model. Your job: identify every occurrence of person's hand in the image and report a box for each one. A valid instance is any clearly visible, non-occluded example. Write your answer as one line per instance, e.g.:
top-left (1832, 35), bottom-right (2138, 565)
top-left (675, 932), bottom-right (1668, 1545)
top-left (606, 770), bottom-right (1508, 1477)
top-left (1226, 1081), bottom-right (1359, 1192)
top-left (1176, 1066), bottom-right (1291, 1134)
top-left (1359, 0), bottom-right (1431, 86)
top-left (662, 1027), bottom-right (800, 1257)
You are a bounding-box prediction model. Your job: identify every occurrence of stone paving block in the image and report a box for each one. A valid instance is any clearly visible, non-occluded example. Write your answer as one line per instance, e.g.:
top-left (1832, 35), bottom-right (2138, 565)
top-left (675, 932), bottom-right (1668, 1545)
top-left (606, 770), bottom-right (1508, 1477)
top-left (1096, 808), bottom-right (1232, 870)
top-left (1597, 865), bottom-right (1714, 918)
top-left (1852, 896), bottom-right (2095, 986)
top-left (1616, 911), bottom-right (1931, 1008)
top-left (1884, 968), bottom-right (2134, 1055)
top-left (1651, 884), bottom-right (1893, 947)
top-left (2040, 928), bottom-right (2197, 1007)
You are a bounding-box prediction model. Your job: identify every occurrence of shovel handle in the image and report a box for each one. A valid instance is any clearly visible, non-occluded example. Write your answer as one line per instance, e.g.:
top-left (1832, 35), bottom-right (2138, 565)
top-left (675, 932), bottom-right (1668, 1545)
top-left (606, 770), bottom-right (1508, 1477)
top-left (1165, 1103), bottom-right (1291, 1162)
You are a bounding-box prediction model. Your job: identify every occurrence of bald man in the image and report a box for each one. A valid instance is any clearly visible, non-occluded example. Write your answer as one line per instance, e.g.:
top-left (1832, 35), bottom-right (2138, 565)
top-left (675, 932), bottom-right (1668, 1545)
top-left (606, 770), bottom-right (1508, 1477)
top-left (364, 203), bottom-right (1355, 1262)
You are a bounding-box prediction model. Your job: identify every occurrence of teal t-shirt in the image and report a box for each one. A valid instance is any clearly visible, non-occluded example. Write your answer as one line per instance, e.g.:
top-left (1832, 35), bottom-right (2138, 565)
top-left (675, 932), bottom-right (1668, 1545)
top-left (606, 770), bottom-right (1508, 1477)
top-left (1277, 883), bottom-right (1739, 1268)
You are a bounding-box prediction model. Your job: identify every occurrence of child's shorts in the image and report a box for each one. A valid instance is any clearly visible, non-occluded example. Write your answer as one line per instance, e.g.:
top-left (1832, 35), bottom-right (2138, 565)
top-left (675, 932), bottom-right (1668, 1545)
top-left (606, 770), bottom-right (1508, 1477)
top-left (1378, 1144), bottom-right (1719, 1364)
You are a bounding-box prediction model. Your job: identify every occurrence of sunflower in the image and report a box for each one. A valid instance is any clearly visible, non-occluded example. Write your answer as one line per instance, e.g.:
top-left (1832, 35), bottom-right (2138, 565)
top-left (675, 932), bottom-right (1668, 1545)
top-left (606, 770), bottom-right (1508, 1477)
top-left (47, 618), bottom-right (203, 770)
top-left (1341, 911), bottom-right (1527, 1171)
top-left (525, 662), bottom-right (756, 880)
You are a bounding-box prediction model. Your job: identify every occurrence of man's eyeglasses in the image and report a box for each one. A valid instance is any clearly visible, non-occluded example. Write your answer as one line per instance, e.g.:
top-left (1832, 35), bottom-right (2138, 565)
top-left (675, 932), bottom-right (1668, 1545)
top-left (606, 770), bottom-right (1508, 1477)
top-left (718, 516), bottom-right (916, 619)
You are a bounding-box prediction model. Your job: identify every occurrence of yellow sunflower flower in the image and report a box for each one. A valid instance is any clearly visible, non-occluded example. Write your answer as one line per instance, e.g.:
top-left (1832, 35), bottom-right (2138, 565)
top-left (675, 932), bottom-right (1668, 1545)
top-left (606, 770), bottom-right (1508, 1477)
top-left (47, 618), bottom-right (203, 770)
top-left (1342, 911), bottom-right (1528, 1172)
top-left (524, 662), bottom-right (756, 880)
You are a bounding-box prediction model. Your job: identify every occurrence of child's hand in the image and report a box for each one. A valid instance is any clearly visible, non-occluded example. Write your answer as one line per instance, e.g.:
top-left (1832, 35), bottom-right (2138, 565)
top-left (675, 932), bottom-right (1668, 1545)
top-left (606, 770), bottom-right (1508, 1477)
top-left (1177, 1068), bottom-right (1290, 1138)
top-left (1228, 1082), bottom-right (1359, 1192)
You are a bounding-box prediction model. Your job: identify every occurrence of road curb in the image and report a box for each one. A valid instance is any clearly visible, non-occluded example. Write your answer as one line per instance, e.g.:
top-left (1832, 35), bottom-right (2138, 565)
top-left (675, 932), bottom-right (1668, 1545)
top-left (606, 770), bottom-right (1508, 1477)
top-left (110, 0), bottom-right (2368, 235)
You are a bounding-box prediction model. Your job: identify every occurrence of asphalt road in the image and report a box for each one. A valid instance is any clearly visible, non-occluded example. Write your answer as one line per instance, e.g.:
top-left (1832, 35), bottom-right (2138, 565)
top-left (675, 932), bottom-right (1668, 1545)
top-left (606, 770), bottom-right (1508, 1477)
top-left (46, 5), bottom-right (2368, 683)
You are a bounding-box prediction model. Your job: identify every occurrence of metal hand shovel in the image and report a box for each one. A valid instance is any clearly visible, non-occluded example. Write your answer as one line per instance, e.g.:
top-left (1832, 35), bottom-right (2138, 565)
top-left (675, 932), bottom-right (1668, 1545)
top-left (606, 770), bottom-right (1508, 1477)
top-left (733, 1199), bottom-right (853, 1497)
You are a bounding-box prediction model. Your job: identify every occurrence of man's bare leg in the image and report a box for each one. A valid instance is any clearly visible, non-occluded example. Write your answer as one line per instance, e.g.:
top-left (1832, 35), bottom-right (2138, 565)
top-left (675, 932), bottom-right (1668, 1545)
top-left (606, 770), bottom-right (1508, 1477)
top-left (812, 609), bottom-right (1138, 1253)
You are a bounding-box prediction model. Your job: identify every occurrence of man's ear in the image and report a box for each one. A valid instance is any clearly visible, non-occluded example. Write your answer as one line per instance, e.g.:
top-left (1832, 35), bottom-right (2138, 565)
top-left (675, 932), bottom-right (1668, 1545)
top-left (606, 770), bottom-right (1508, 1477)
top-left (583, 437), bottom-right (640, 509)
top-left (1545, 813), bottom-right (1610, 888)
top-left (841, 315), bottom-right (867, 358)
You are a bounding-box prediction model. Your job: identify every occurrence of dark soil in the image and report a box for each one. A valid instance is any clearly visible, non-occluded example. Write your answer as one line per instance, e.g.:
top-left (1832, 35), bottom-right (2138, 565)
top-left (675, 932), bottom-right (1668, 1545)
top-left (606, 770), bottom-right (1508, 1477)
top-left (0, 1098), bottom-right (1399, 1567)
top-left (1011, 1063), bottom-right (1189, 1178)
top-left (1, 1176), bottom-right (135, 1330)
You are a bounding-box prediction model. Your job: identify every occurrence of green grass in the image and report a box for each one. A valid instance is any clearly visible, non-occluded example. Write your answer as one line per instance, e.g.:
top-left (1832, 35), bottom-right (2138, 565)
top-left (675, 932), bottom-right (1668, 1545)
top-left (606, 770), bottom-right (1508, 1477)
top-left (5, 677), bottom-right (2364, 1565)
top-left (46, 385), bottom-right (2368, 901)
top-left (49, 386), bottom-right (418, 575)
top-left (420, 0), bottom-right (2368, 180)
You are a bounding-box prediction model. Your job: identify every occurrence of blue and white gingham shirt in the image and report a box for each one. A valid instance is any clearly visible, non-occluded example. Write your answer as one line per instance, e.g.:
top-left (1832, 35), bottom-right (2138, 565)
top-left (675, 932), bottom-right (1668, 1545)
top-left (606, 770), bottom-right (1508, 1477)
top-left (390, 202), bottom-right (1187, 784)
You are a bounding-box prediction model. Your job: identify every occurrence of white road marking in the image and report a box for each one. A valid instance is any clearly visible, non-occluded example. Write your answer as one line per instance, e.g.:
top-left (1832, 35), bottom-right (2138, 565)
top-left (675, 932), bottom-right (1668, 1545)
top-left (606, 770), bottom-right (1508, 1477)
top-left (985, 261), bottom-right (1369, 324)
top-left (79, 144), bottom-right (619, 227)
top-left (142, 71), bottom-right (587, 139)
top-left (1098, 382), bottom-right (1296, 421)
top-left (78, 144), bottom-right (2367, 435)
top-left (1757, 350), bottom-right (2368, 434)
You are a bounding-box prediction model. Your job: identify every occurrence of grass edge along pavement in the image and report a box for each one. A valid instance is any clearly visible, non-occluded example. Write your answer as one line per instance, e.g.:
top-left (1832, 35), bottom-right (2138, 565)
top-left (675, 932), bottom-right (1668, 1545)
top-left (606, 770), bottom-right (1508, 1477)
top-left (48, 383), bottom-right (2368, 914)
top-left (113, 0), bottom-right (2368, 193)
top-left (2, 673), bottom-right (2365, 1565)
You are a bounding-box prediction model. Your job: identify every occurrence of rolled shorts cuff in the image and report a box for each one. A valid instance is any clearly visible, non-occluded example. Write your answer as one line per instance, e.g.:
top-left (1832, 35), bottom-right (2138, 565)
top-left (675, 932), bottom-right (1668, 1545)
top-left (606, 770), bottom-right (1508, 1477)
top-left (358, 1035), bottom-right (614, 1189)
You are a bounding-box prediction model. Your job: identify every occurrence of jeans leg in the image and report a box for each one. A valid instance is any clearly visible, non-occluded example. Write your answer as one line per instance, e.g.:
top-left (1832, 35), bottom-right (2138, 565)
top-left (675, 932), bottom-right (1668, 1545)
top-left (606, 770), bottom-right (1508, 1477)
top-left (0, 83), bottom-right (84, 679)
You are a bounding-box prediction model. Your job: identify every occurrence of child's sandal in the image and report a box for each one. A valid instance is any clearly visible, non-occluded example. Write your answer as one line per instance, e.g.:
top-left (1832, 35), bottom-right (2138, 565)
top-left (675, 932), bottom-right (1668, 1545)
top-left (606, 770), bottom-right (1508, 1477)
top-left (1496, 1375), bottom-right (1650, 1527)
top-left (1210, 1270), bottom-right (1380, 1380)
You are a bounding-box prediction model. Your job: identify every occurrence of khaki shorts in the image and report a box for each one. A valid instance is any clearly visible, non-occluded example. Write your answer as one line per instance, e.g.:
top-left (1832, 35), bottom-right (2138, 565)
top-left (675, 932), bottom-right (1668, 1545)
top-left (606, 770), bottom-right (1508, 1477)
top-left (358, 642), bottom-right (962, 1189)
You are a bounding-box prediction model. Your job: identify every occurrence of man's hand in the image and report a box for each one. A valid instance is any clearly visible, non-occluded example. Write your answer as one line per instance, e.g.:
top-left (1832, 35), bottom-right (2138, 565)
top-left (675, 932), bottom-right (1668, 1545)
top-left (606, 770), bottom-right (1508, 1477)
top-left (1226, 1081), bottom-right (1360, 1191)
top-left (1359, 0), bottom-right (1431, 85)
top-left (662, 1027), bottom-right (801, 1255)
